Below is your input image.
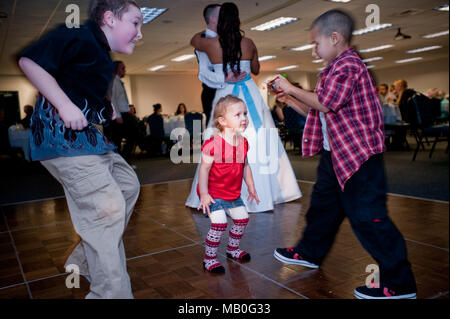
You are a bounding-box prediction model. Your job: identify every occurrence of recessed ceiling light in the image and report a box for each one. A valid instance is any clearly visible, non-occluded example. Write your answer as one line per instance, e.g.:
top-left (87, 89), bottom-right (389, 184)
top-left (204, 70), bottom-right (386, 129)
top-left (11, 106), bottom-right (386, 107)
top-left (140, 7), bottom-right (167, 24)
top-left (291, 44), bottom-right (315, 51)
top-left (171, 54), bottom-right (196, 62)
top-left (259, 55), bottom-right (277, 61)
top-left (317, 67), bottom-right (326, 71)
top-left (362, 57), bottom-right (383, 63)
top-left (312, 59), bottom-right (324, 63)
top-left (434, 4), bottom-right (449, 11)
top-left (353, 23), bottom-right (393, 35)
top-left (406, 45), bottom-right (442, 53)
top-left (276, 65), bottom-right (299, 71)
top-left (359, 44), bottom-right (394, 53)
top-left (148, 65), bottom-right (167, 71)
top-left (395, 57), bottom-right (423, 64)
top-left (423, 30), bottom-right (449, 38)
top-left (251, 17), bottom-right (299, 31)
top-left (366, 65), bottom-right (375, 69)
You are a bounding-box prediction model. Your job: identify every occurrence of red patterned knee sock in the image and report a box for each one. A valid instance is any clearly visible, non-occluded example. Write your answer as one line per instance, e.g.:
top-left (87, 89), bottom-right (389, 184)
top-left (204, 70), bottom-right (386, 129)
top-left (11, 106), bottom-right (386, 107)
top-left (226, 218), bottom-right (249, 259)
top-left (204, 222), bottom-right (227, 271)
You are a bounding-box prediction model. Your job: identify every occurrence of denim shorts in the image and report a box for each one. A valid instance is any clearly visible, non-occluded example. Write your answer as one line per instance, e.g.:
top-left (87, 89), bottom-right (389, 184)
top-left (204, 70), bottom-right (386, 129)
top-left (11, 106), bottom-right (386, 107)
top-left (209, 197), bottom-right (245, 213)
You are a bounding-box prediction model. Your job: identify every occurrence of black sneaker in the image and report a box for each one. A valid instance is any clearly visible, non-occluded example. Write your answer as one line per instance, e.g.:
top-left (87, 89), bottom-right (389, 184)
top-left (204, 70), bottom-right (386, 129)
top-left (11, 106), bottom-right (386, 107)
top-left (354, 286), bottom-right (417, 299)
top-left (273, 248), bottom-right (319, 269)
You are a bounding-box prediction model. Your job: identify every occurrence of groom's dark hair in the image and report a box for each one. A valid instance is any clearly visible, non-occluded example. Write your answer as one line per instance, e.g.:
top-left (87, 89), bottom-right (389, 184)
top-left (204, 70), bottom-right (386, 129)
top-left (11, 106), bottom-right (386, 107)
top-left (203, 3), bottom-right (221, 24)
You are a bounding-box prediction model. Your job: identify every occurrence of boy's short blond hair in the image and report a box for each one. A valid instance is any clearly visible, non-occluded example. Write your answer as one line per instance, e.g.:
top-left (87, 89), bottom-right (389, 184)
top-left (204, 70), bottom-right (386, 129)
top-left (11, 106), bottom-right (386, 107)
top-left (212, 95), bottom-right (244, 132)
top-left (89, 0), bottom-right (139, 26)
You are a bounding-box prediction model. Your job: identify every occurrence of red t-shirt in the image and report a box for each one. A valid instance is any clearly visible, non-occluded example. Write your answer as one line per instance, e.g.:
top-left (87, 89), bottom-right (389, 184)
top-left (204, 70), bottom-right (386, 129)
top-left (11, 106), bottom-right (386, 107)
top-left (197, 135), bottom-right (249, 201)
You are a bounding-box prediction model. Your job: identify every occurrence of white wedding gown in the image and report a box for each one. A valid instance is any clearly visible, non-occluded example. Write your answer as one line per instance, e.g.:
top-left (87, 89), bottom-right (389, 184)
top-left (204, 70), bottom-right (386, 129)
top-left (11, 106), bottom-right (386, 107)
top-left (185, 60), bottom-right (301, 212)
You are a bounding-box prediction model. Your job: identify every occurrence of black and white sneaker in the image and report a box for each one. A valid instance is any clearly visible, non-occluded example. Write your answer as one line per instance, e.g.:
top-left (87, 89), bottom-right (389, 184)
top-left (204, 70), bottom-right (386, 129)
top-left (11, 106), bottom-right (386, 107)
top-left (273, 248), bottom-right (319, 269)
top-left (354, 286), bottom-right (417, 299)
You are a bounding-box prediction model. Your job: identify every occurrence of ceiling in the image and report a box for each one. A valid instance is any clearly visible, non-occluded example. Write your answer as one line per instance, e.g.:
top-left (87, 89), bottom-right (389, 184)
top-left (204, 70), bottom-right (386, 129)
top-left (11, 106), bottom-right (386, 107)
top-left (0, 0), bottom-right (448, 75)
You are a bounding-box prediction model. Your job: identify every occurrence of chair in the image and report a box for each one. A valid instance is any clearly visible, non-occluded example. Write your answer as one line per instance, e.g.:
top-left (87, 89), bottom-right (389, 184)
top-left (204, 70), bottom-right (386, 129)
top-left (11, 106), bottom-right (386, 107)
top-left (145, 113), bottom-right (165, 156)
top-left (184, 112), bottom-right (204, 153)
top-left (282, 106), bottom-right (305, 152)
top-left (184, 112), bottom-right (203, 137)
top-left (429, 98), bottom-right (442, 120)
top-left (407, 93), bottom-right (449, 161)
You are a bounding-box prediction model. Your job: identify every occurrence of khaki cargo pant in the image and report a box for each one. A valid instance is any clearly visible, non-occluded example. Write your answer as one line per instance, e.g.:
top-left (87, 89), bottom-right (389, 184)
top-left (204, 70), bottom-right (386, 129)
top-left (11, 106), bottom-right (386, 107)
top-left (41, 152), bottom-right (140, 299)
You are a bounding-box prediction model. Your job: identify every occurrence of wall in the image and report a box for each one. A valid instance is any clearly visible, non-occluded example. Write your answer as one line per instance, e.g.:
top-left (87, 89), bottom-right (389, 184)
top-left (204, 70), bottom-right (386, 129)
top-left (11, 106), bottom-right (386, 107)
top-left (128, 71), bottom-right (317, 118)
top-left (0, 75), bottom-right (133, 119)
top-left (0, 75), bottom-right (37, 118)
top-left (370, 57), bottom-right (449, 95)
top-left (130, 74), bottom-right (203, 119)
top-left (1, 57), bottom-right (447, 119)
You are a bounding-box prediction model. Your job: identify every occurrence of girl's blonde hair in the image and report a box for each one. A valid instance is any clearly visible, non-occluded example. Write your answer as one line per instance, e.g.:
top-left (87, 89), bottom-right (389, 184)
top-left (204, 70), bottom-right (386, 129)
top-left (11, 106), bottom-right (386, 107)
top-left (212, 94), bottom-right (244, 131)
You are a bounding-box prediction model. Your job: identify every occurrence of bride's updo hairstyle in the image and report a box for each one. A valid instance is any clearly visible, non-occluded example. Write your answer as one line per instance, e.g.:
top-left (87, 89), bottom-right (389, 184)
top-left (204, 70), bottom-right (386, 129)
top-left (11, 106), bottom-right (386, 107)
top-left (217, 2), bottom-right (243, 77)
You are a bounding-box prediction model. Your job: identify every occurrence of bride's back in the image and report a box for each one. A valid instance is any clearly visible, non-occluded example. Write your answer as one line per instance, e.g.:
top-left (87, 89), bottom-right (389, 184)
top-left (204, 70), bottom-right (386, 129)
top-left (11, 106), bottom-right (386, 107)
top-left (206, 37), bottom-right (256, 64)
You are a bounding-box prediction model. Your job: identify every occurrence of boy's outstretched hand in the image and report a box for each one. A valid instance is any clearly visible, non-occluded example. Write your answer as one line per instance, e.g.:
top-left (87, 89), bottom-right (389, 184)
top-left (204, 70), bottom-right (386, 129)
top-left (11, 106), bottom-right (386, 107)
top-left (272, 74), bottom-right (294, 98)
top-left (247, 186), bottom-right (260, 205)
top-left (198, 194), bottom-right (216, 217)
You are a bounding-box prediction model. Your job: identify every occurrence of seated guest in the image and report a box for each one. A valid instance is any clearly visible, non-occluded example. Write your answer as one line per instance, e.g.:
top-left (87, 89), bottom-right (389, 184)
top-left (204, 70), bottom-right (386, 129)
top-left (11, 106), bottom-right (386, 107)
top-left (426, 89), bottom-right (443, 119)
top-left (390, 84), bottom-right (398, 99)
top-left (121, 105), bottom-right (140, 161)
top-left (439, 91), bottom-right (449, 117)
top-left (377, 84), bottom-right (396, 106)
top-left (394, 78), bottom-right (416, 122)
top-left (175, 103), bottom-right (187, 115)
top-left (20, 105), bottom-right (33, 129)
top-left (271, 99), bottom-right (285, 126)
top-left (145, 103), bottom-right (164, 156)
top-left (426, 88), bottom-right (439, 99)
top-left (147, 103), bottom-right (164, 137)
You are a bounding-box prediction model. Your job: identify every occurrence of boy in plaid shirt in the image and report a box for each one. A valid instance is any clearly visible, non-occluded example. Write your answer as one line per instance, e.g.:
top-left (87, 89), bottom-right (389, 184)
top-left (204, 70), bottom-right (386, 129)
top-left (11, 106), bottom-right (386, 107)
top-left (271, 9), bottom-right (416, 299)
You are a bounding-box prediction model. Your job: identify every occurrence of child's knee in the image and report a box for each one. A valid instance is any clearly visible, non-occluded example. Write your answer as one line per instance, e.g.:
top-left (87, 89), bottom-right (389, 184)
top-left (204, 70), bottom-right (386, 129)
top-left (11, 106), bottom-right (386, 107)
top-left (229, 206), bottom-right (249, 220)
top-left (209, 209), bottom-right (227, 224)
top-left (97, 194), bottom-right (126, 220)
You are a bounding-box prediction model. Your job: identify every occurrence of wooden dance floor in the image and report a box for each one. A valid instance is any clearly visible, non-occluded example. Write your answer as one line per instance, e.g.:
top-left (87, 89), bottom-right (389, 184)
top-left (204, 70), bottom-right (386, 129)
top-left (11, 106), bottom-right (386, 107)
top-left (0, 180), bottom-right (448, 299)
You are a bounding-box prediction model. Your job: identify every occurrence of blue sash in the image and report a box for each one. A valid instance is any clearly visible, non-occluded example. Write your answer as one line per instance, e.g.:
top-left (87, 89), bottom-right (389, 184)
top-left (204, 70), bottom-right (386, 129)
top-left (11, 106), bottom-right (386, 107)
top-left (229, 74), bottom-right (262, 131)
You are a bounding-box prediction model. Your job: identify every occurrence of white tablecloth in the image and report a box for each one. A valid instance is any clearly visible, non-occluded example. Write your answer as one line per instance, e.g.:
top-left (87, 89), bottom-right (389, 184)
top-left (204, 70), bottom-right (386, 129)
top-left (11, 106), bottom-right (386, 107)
top-left (382, 105), bottom-right (402, 124)
top-left (149, 113), bottom-right (207, 137)
top-left (163, 115), bottom-right (186, 135)
top-left (8, 125), bottom-right (31, 161)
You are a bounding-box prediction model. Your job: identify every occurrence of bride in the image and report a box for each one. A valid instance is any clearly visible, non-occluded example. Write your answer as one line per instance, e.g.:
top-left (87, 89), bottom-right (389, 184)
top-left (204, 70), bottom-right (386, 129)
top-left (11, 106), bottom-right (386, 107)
top-left (185, 2), bottom-right (301, 212)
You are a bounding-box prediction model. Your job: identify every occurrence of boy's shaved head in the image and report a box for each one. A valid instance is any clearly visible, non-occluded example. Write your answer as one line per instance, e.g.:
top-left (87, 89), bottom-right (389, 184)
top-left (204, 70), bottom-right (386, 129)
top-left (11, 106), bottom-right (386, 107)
top-left (311, 9), bottom-right (354, 43)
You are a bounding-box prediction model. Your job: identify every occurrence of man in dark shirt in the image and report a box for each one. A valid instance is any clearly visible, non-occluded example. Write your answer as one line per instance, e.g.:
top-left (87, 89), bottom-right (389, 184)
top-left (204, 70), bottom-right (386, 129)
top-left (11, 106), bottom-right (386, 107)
top-left (394, 78), bottom-right (416, 122)
top-left (19, 105), bottom-right (33, 129)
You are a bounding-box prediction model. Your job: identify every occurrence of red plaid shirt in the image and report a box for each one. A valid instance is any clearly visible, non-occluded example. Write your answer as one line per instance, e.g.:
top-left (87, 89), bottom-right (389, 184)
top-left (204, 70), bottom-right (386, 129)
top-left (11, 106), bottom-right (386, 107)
top-left (302, 47), bottom-right (386, 190)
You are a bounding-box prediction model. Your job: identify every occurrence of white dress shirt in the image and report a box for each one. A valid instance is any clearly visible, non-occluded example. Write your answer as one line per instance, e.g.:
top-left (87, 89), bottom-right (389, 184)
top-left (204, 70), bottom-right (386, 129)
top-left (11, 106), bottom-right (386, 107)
top-left (111, 75), bottom-right (130, 118)
top-left (319, 111), bottom-right (330, 151)
top-left (195, 28), bottom-right (225, 89)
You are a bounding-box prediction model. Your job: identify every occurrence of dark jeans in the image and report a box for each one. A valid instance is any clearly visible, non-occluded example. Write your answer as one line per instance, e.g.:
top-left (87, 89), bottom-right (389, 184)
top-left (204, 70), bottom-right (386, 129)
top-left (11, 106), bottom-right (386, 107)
top-left (296, 151), bottom-right (416, 291)
top-left (201, 84), bottom-right (216, 126)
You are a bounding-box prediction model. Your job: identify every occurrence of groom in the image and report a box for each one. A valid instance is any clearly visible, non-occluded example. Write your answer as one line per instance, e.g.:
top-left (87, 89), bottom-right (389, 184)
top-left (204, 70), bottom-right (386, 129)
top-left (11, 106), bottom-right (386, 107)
top-left (196, 3), bottom-right (246, 125)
